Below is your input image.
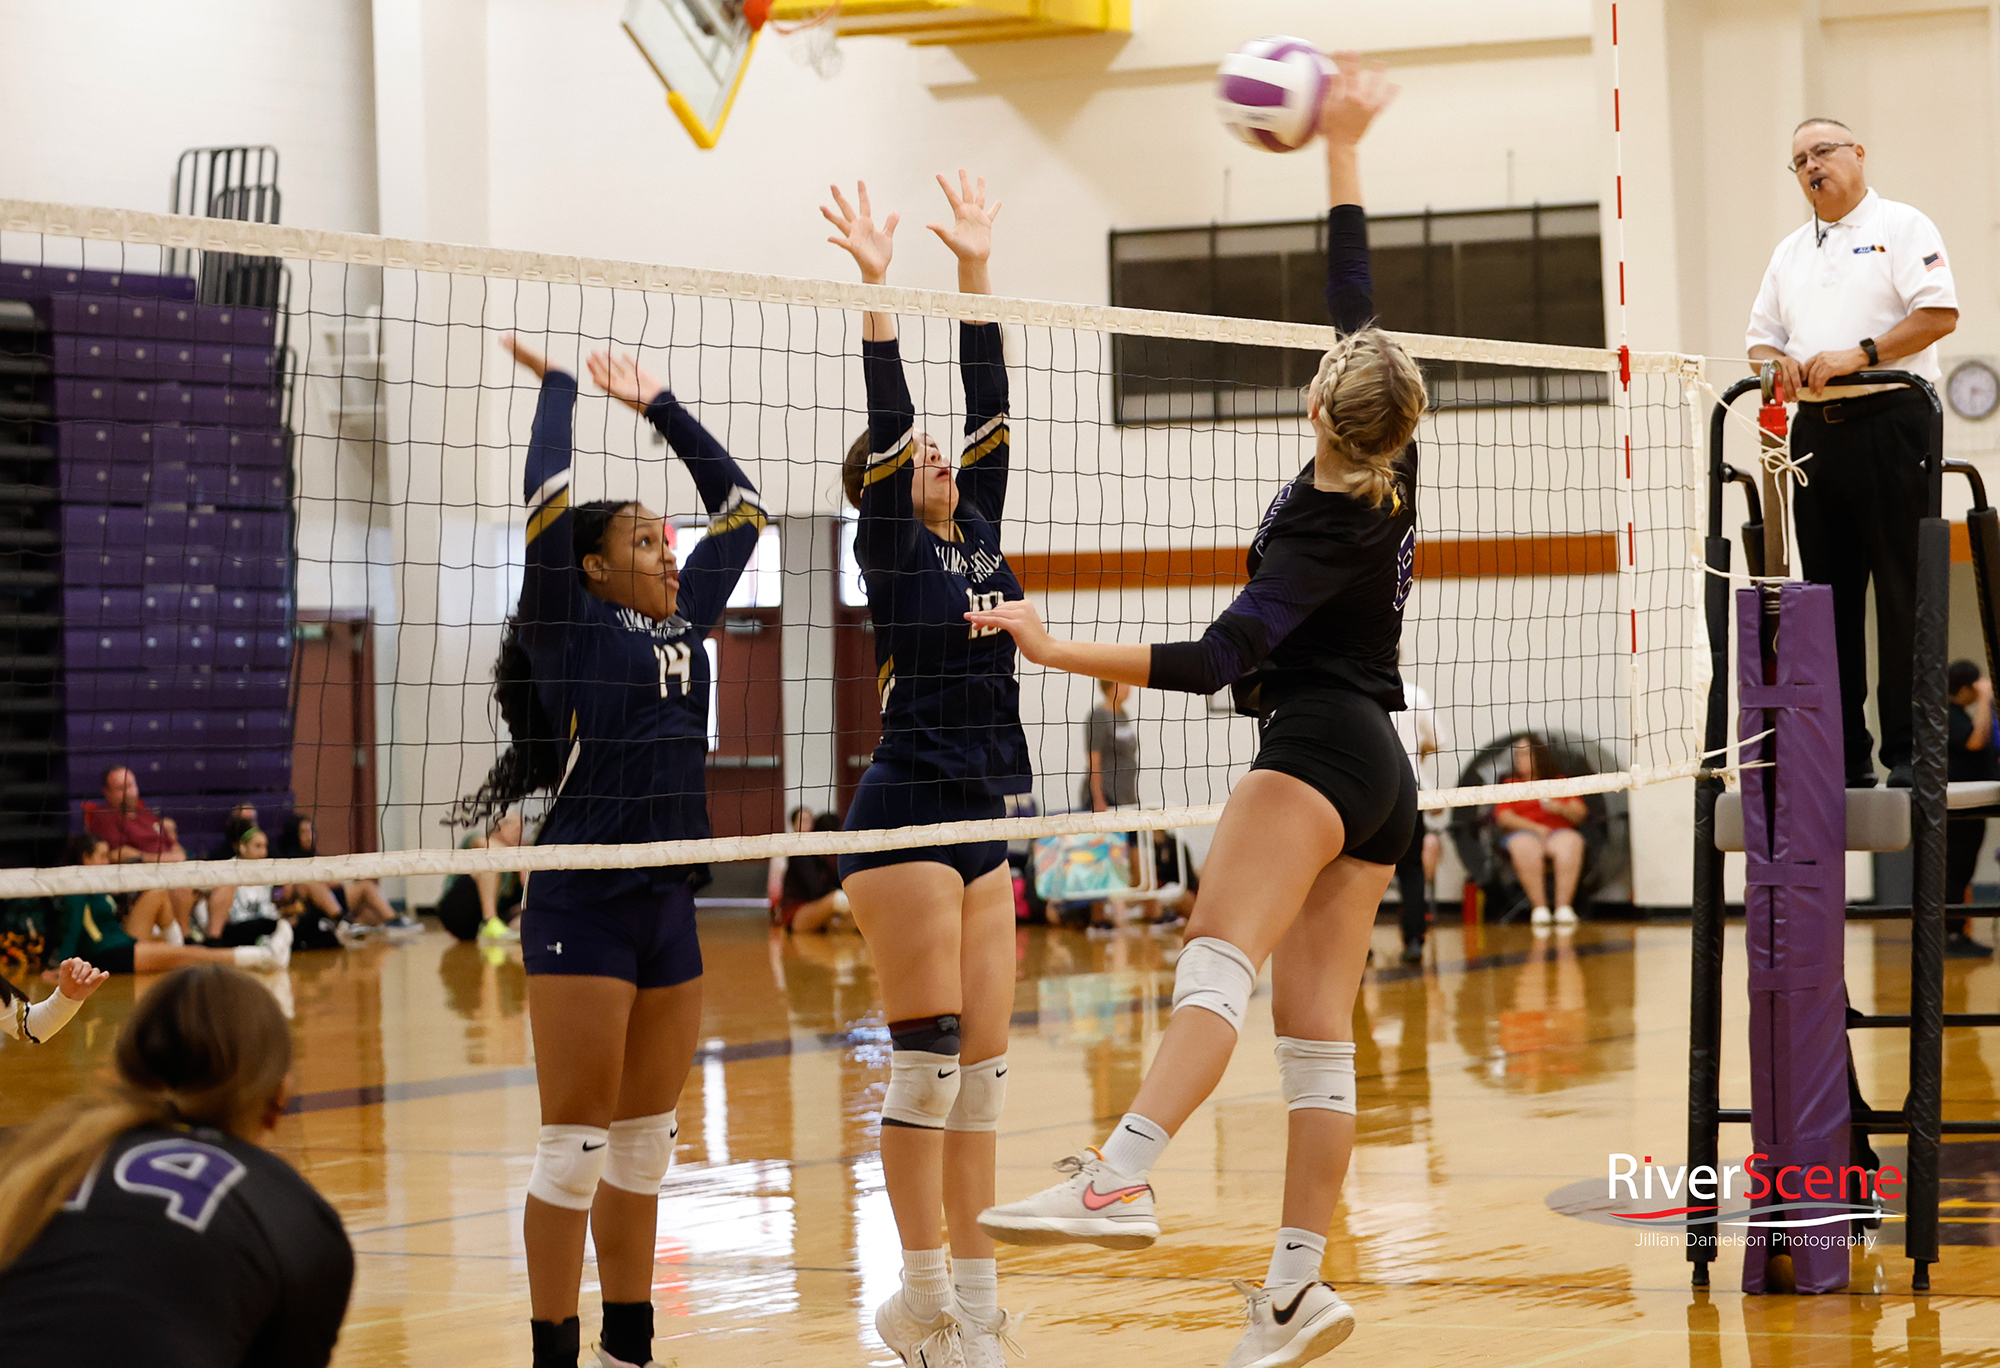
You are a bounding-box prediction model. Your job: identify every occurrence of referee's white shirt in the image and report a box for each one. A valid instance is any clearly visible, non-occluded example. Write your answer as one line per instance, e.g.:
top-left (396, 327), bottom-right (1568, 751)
top-left (1745, 189), bottom-right (1958, 386)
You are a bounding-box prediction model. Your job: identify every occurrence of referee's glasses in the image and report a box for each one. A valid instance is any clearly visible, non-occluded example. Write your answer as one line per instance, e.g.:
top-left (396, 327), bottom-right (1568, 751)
top-left (1788, 141), bottom-right (1856, 173)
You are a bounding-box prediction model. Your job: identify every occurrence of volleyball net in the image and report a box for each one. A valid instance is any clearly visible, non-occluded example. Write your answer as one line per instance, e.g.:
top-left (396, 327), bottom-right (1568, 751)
top-left (0, 200), bottom-right (1706, 898)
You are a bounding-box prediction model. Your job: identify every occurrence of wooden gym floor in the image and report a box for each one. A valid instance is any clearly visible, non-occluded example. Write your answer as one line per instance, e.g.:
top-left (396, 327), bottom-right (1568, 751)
top-left (7, 911), bottom-right (2000, 1366)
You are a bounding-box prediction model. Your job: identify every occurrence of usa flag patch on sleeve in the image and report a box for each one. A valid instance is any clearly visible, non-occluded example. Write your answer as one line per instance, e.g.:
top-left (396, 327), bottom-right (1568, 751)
top-left (1924, 251), bottom-right (1946, 271)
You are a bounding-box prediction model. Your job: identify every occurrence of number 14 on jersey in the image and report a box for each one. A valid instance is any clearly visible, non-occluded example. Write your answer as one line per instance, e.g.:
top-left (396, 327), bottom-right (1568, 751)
top-left (656, 642), bottom-right (692, 697)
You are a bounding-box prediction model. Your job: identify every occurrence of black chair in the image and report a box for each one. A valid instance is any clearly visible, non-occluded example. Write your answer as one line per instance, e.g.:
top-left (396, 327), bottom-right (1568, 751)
top-left (1446, 731), bottom-right (1630, 924)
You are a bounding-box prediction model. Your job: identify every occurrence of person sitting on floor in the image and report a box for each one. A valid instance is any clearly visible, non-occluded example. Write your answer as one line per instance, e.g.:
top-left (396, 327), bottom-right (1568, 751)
top-left (57, 834), bottom-right (288, 974)
top-left (775, 813), bottom-right (851, 934)
top-left (434, 811), bottom-right (526, 943)
top-left (276, 815), bottom-right (409, 935)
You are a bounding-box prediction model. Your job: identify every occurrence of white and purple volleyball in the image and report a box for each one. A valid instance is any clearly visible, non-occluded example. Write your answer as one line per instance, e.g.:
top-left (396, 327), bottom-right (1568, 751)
top-left (1215, 36), bottom-right (1332, 153)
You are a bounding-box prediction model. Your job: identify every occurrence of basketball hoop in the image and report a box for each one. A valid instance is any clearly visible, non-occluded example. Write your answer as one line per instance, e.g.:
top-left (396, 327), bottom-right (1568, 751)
top-left (776, 1), bottom-right (843, 79)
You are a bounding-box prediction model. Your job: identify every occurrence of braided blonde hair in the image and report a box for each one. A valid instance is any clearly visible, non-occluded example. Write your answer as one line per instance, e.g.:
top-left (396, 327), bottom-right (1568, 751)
top-left (1304, 327), bottom-right (1427, 508)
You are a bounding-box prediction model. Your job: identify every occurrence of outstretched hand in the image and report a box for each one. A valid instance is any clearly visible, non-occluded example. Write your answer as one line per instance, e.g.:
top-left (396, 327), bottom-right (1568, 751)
top-left (586, 351), bottom-right (666, 414)
top-left (926, 169), bottom-right (1001, 266)
top-left (48, 958), bottom-right (110, 1001)
top-left (1317, 50), bottom-right (1398, 146)
top-left (501, 333), bottom-right (562, 381)
top-left (965, 596), bottom-right (1055, 664)
top-left (822, 181), bottom-right (898, 285)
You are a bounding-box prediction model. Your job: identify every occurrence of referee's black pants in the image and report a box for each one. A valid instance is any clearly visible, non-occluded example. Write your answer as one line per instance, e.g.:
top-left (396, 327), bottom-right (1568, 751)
top-left (1791, 393), bottom-right (1932, 784)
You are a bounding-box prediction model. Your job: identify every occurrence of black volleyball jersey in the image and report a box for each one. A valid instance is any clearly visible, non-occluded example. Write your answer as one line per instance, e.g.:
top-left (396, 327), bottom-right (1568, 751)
top-left (518, 373), bottom-right (766, 854)
top-left (1150, 204), bottom-right (1418, 715)
top-left (0, 1125), bottom-right (353, 1367)
top-left (854, 324), bottom-right (1031, 795)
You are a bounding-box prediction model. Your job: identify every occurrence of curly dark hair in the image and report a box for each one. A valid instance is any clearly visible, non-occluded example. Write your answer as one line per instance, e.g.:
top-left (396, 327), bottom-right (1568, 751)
top-left (447, 499), bottom-right (633, 828)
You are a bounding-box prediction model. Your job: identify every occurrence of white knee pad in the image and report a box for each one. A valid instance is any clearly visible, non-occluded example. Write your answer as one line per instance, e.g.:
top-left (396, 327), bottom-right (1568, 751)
top-left (1171, 936), bottom-right (1256, 1028)
top-left (882, 1050), bottom-right (962, 1130)
top-left (527, 1123), bottom-right (610, 1210)
top-left (1275, 1038), bottom-right (1357, 1115)
top-left (602, 1110), bottom-right (679, 1196)
top-left (945, 1055), bottom-right (1008, 1133)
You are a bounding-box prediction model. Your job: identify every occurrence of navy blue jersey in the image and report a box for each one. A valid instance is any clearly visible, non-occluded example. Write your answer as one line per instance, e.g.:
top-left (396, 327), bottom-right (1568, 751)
top-left (855, 323), bottom-right (1031, 795)
top-left (0, 1125), bottom-right (353, 1367)
top-left (1150, 205), bottom-right (1418, 715)
top-left (517, 373), bottom-right (766, 857)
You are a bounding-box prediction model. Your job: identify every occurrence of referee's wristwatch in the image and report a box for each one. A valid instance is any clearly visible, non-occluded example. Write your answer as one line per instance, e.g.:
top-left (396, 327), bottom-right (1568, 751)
top-left (1859, 337), bottom-right (1879, 366)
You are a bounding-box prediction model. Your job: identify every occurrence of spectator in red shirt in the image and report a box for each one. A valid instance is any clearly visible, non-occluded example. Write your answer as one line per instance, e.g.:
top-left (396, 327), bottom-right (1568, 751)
top-left (1494, 734), bottom-right (1587, 930)
top-left (81, 765), bottom-right (196, 933)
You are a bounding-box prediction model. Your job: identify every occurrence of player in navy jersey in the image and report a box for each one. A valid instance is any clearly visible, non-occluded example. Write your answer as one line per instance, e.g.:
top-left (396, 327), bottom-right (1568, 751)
top-left (451, 335), bottom-right (766, 1368)
top-left (0, 965), bottom-right (353, 1366)
top-left (970, 59), bottom-right (1424, 1367)
top-left (820, 171), bottom-right (1029, 1368)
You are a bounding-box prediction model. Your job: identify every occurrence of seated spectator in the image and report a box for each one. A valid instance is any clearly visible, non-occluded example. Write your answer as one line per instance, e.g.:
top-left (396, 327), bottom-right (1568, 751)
top-left (435, 812), bottom-right (526, 943)
top-left (1946, 660), bottom-right (1995, 958)
top-left (82, 766), bottom-right (196, 931)
top-left (776, 813), bottom-right (850, 934)
top-left (57, 834), bottom-right (288, 973)
top-left (766, 805), bottom-right (815, 910)
top-left (207, 802), bottom-right (261, 861)
top-left (1494, 733), bottom-right (1588, 930)
top-left (204, 824), bottom-right (285, 947)
top-left (277, 815), bottom-right (408, 934)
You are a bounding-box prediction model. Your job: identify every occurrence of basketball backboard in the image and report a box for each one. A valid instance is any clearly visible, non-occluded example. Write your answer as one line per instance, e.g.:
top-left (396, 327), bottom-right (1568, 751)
top-left (620, 0), bottom-right (761, 150)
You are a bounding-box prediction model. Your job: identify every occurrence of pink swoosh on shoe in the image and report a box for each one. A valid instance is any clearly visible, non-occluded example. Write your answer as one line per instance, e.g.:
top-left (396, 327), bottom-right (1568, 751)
top-left (1080, 1183), bottom-right (1151, 1211)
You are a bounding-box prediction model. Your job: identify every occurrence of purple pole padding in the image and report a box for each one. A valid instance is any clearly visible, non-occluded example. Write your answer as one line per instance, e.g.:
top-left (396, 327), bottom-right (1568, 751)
top-left (1736, 584), bottom-right (1852, 1294)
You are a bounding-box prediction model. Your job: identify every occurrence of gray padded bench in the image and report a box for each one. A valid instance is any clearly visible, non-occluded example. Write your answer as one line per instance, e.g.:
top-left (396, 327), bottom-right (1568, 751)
top-left (1714, 782), bottom-right (2000, 853)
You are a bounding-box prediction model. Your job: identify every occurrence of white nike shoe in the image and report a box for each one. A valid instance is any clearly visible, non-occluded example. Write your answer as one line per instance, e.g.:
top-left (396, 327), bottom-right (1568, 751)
top-left (874, 1289), bottom-right (966, 1368)
top-left (593, 1343), bottom-right (665, 1368)
top-left (959, 1306), bottom-right (1026, 1368)
top-left (1553, 905), bottom-right (1579, 927)
top-left (1529, 906), bottom-right (1553, 927)
top-left (1222, 1280), bottom-right (1356, 1368)
top-left (261, 917), bottom-right (293, 970)
top-left (977, 1148), bottom-right (1159, 1250)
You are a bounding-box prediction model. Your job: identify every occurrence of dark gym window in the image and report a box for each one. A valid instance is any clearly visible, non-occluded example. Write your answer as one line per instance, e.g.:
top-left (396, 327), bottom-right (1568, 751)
top-left (1108, 204), bottom-right (1606, 424)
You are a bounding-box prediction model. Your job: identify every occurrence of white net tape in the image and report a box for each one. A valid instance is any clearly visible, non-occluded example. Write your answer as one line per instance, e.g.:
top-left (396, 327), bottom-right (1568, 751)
top-left (0, 200), bottom-right (1708, 898)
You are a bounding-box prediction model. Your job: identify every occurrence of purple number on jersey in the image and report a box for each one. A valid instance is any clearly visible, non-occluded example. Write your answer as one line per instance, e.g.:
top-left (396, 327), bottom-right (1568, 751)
top-left (112, 1138), bottom-right (249, 1232)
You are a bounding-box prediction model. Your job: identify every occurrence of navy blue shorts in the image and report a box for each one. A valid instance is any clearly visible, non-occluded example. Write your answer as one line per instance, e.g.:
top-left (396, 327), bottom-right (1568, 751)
top-left (839, 764), bottom-right (1008, 884)
top-left (520, 869), bottom-right (702, 988)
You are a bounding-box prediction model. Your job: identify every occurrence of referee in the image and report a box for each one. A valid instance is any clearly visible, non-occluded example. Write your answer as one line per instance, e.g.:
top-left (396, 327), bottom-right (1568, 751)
top-left (1747, 117), bottom-right (1959, 788)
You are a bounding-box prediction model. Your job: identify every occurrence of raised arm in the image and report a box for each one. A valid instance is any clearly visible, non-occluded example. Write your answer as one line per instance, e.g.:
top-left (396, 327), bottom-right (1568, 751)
top-left (928, 171), bottom-right (1013, 523)
top-left (824, 181), bottom-right (922, 566)
top-left (504, 337), bottom-right (581, 638)
top-left (1319, 52), bottom-right (1397, 333)
top-left (589, 349), bottom-right (770, 634)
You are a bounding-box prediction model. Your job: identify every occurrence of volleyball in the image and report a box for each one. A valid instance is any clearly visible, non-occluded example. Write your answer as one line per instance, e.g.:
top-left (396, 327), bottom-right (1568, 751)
top-left (1214, 35), bottom-right (1333, 152)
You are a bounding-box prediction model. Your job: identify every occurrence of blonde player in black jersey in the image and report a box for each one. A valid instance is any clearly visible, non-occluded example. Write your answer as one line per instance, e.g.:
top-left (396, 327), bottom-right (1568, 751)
top-left (970, 58), bottom-right (1422, 1368)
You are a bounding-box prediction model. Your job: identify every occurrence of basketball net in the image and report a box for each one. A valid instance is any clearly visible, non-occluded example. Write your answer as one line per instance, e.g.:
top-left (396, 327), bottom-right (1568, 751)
top-left (777, 1), bottom-right (843, 79)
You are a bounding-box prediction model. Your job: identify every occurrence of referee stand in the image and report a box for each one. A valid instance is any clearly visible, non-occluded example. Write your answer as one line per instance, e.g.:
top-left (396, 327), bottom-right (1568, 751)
top-left (1686, 369), bottom-right (2000, 1293)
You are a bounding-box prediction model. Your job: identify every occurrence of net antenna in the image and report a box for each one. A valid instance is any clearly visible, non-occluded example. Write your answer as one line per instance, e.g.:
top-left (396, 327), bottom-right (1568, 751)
top-left (620, 0), bottom-right (761, 150)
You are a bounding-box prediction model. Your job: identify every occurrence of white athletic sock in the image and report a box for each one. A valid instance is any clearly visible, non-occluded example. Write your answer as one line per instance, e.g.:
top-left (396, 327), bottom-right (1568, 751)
top-left (952, 1256), bottom-right (998, 1325)
top-left (232, 944), bottom-right (271, 970)
top-left (164, 922), bottom-right (184, 946)
top-left (901, 1246), bottom-right (952, 1323)
top-left (1266, 1227), bottom-right (1327, 1287)
top-left (1099, 1111), bottom-right (1171, 1179)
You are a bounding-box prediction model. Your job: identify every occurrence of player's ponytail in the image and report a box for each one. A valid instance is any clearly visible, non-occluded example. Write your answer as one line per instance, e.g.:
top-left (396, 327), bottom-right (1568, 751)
top-left (448, 500), bottom-right (631, 828)
top-left (1306, 327), bottom-right (1427, 509)
top-left (0, 965), bottom-right (290, 1272)
top-left (841, 430), bottom-right (871, 509)
top-left (447, 621), bottom-right (563, 829)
